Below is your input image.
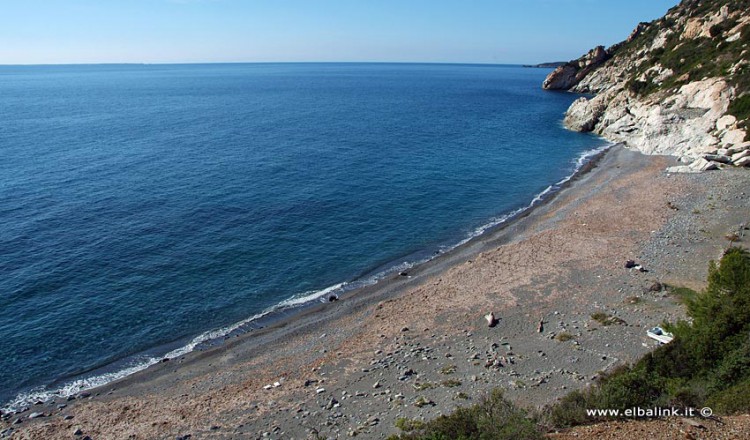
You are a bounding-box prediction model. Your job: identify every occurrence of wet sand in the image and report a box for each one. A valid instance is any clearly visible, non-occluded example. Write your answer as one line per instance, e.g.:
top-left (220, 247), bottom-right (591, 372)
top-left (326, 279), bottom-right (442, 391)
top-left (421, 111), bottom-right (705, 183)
top-left (5, 145), bottom-right (750, 440)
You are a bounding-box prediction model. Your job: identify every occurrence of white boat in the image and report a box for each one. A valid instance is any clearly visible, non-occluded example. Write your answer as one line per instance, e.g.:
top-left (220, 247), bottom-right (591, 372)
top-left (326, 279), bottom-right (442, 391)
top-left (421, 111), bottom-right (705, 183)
top-left (647, 326), bottom-right (674, 344)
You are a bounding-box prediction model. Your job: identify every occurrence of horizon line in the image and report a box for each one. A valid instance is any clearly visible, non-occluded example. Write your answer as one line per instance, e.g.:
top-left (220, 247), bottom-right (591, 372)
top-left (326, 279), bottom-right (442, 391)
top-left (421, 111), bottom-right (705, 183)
top-left (0, 60), bottom-right (564, 68)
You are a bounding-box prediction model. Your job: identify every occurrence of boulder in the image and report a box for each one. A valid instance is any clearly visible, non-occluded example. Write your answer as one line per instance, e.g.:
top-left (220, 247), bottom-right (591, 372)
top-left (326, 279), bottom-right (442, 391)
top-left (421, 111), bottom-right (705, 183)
top-left (704, 154), bottom-right (732, 164)
top-left (689, 157), bottom-right (719, 172)
top-left (543, 46), bottom-right (610, 90)
top-left (722, 129), bottom-right (747, 146)
top-left (666, 165), bottom-right (698, 173)
top-left (542, 64), bottom-right (579, 90)
top-left (735, 156), bottom-right (750, 167)
top-left (564, 96), bottom-right (607, 132)
top-left (727, 142), bottom-right (750, 155)
top-left (732, 150), bottom-right (750, 162)
top-left (716, 114), bottom-right (737, 131)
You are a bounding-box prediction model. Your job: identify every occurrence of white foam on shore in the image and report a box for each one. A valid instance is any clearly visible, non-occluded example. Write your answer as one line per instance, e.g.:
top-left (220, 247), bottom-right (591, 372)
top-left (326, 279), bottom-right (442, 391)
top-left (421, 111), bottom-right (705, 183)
top-left (456, 141), bottom-right (613, 246)
top-left (2, 283), bottom-right (349, 412)
top-left (2, 142), bottom-right (613, 413)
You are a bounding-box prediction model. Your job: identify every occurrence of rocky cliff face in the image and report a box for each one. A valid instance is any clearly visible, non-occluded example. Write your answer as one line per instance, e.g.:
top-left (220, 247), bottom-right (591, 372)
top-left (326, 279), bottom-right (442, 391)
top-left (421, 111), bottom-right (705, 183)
top-left (545, 0), bottom-right (750, 171)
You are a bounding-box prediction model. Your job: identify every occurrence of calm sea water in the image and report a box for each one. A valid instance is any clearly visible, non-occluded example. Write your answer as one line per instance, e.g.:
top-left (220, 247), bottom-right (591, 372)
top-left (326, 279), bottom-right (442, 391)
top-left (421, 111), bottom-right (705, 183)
top-left (0, 63), bottom-right (604, 408)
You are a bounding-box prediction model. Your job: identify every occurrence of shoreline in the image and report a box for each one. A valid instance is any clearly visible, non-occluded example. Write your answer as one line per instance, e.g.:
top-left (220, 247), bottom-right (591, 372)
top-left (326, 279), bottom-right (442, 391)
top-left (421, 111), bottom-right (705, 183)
top-left (6, 145), bottom-right (750, 439)
top-left (2, 142), bottom-right (613, 413)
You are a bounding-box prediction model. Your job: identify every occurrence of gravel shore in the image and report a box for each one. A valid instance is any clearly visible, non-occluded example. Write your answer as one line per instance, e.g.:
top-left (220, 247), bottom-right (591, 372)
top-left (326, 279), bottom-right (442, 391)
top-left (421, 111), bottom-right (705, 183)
top-left (4, 145), bottom-right (750, 440)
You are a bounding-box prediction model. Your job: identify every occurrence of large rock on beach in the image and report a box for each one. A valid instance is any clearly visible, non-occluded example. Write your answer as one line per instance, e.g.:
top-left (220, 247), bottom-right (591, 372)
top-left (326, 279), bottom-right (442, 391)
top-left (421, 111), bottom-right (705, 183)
top-left (564, 95), bottom-right (607, 132)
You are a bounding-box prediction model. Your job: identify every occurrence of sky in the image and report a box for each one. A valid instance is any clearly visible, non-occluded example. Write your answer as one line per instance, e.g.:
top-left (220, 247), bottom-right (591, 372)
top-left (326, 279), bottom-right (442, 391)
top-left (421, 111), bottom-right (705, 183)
top-left (0, 0), bottom-right (680, 65)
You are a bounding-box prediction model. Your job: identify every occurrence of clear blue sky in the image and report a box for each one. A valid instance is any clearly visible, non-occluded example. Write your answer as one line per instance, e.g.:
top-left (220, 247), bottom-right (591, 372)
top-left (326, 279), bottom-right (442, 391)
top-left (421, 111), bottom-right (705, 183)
top-left (0, 0), bottom-right (679, 65)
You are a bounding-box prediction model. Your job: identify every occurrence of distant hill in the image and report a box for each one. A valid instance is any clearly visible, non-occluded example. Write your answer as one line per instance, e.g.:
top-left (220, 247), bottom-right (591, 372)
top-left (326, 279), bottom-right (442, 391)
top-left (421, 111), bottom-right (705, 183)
top-left (523, 62), bottom-right (567, 68)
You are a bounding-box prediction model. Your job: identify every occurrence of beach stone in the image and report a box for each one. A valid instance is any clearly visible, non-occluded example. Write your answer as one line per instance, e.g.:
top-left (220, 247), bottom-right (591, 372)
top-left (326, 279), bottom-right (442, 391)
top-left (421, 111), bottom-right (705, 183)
top-left (666, 165), bottom-right (697, 173)
top-left (63, 415), bottom-right (74, 420)
top-left (735, 156), bottom-right (750, 167)
top-left (727, 142), bottom-right (750, 155)
top-left (704, 154), bottom-right (732, 164)
top-left (716, 115), bottom-right (737, 131)
top-left (731, 150), bottom-right (750, 162)
top-left (28, 412), bottom-right (45, 419)
top-left (649, 282), bottom-right (663, 292)
top-left (689, 157), bottom-right (718, 172)
top-left (624, 260), bottom-right (637, 269)
top-left (73, 428), bottom-right (83, 436)
top-left (325, 397), bottom-right (338, 410)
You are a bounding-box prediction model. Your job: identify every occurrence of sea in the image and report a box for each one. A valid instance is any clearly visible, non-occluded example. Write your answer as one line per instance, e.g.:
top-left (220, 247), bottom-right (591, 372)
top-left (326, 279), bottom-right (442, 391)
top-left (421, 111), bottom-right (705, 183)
top-left (0, 63), bottom-right (607, 410)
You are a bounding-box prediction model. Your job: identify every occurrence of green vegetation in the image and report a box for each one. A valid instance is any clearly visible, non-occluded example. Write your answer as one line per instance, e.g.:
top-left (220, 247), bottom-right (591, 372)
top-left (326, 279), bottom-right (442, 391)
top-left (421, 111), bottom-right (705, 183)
top-left (550, 248), bottom-right (750, 426)
top-left (390, 248), bottom-right (750, 438)
top-left (668, 286), bottom-right (699, 305)
top-left (439, 365), bottom-right (457, 375)
top-left (395, 418), bottom-right (426, 432)
top-left (729, 94), bottom-right (750, 125)
top-left (613, 0), bottom-right (750, 130)
top-left (442, 379), bottom-right (463, 388)
top-left (389, 390), bottom-right (542, 440)
top-left (590, 312), bottom-right (626, 326)
top-left (414, 396), bottom-right (436, 408)
top-left (413, 382), bottom-right (436, 391)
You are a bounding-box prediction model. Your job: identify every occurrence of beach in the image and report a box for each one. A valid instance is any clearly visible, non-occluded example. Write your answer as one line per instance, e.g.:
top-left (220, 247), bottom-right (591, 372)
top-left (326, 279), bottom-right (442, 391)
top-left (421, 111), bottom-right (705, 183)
top-left (5, 145), bottom-right (750, 440)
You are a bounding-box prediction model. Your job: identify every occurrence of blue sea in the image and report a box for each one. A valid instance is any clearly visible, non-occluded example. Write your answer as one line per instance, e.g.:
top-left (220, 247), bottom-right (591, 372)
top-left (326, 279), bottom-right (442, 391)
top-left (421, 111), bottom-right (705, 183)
top-left (0, 63), bottom-right (605, 409)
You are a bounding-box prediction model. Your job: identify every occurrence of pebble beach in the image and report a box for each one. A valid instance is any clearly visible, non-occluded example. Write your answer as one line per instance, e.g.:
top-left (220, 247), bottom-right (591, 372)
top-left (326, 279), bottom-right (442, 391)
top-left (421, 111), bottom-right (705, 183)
top-left (5, 145), bottom-right (750, 440)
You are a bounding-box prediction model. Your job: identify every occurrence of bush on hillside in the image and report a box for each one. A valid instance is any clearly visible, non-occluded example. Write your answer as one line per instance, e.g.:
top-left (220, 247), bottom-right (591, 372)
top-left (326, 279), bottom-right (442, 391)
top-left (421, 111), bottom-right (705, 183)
top-left (388, 389), bottom-right (542, 440)
top-left (547, 247), bottom-right (750, 427)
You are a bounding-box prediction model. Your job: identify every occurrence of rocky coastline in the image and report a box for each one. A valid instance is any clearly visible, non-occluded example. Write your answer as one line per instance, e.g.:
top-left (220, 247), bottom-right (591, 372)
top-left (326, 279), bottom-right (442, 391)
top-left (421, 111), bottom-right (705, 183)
top-left (543, 0), bottom-right (750, 173)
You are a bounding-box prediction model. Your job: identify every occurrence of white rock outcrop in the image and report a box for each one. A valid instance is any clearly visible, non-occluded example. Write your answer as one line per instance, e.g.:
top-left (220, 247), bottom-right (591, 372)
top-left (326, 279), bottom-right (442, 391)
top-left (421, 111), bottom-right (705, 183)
top-left (563, 78), bottom-right (737, 160)
top-left (545, 1), bottom-right (750, 172)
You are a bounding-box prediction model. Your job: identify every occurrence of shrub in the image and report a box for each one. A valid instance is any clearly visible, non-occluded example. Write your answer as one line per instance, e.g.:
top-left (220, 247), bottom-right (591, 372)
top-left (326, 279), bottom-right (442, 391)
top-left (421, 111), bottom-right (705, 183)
top-left (395, 418), bottom-right (426, 432)
top-left (545, 248), bottom-right (750, 427)
top-left (392, 390), bottom-right (542, 440)
top-left (729, 94), bottom-right (750, 125)
top-left (706, 378), bottom-right (750, 414)
top-left (668, 286), bottom-right (698, 304)
top-left (590, 312), bottom-right (626, 326)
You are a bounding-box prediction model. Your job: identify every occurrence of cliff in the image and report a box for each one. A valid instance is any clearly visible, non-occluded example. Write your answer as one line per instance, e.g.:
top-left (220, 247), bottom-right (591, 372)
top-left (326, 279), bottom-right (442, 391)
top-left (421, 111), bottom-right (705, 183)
top-left (545, 0), bottom-right (750, 171)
